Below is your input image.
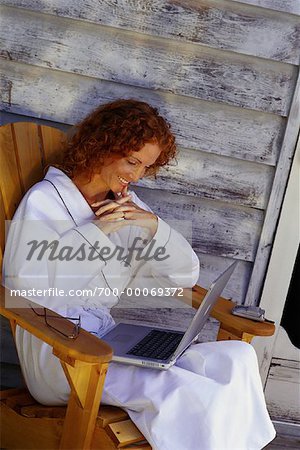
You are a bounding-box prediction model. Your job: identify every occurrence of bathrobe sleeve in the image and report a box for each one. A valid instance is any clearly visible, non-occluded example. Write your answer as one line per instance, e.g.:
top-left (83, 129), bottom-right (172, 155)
top-left (3, 183), bottom-right (132, 311)
top-left (125, 191), bottom-right (200, 290)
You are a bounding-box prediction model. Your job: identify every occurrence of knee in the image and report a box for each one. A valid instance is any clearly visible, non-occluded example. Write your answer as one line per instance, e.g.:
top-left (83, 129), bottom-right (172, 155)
top-left (233, 341), bottom-right (259, 371)
top-left (218, 340), bottom-right (258, 366)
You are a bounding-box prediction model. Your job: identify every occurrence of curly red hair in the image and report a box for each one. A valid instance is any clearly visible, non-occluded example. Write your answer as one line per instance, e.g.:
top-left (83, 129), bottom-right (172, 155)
top-left (59, 99), bottom-right (177, 179)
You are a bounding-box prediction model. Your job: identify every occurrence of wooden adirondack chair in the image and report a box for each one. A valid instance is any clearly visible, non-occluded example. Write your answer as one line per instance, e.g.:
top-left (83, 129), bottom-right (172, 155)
top-left (0, 122), bottom-right (275, 449)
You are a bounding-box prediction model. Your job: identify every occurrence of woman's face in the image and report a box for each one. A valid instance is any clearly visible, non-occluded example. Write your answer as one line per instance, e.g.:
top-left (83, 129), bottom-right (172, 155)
top-left (94, 142), bottom-right (162, 194)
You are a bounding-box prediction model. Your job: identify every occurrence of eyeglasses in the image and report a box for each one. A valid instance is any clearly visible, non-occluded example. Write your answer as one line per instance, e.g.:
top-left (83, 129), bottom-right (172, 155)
top-left (30, 305), bottom-right (81, 339)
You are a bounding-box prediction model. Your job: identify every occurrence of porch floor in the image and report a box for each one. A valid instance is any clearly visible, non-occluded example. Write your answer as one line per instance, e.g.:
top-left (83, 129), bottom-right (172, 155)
top-left (265, 421), bottom-right (300, 449)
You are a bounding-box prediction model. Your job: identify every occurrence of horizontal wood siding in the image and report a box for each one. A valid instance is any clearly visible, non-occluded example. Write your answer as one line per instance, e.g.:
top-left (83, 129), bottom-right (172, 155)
top-left (231, 0), bottom-right (300, 16)
top-left (0, 60), bottom-right (287, 165)
top-left (194, 253), bottom-right (252, 302)
top-left (3, 0), bottom-right (300, 63)
top-left (137, 148), bottom-right (275, 209)
top-left (0, 5), bottom-right (297, 115)
top-left (265, 357), bottom-right (300, 423)
top-left (134, 186), bottom-right (263, 260)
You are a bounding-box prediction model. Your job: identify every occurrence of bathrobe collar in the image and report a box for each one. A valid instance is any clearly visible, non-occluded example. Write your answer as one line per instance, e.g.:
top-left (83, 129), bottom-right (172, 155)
top-left (44, 166), bottom-right (94, 226)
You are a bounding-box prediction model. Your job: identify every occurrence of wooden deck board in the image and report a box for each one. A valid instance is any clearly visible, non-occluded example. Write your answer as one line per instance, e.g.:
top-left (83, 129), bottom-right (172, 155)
top-left (265, 435), bottom-right (300, 449)
top-left (265, 421), bottom-right (300, 449)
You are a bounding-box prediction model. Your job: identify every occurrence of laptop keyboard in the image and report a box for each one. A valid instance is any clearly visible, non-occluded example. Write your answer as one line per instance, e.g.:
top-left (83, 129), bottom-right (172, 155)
top-left (127, 329), bottom-right (184, 360)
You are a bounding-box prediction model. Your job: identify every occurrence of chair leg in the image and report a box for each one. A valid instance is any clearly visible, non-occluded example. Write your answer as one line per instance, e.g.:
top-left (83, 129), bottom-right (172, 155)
top-left (60, 361), bottom-right (109, 450)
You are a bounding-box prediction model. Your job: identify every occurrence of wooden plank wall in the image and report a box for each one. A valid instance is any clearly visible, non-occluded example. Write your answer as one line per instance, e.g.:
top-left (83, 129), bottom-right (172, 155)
top-left (265, 357), bottom-right (300, 423)
top-left (0, 0), bottom-right (299, 308)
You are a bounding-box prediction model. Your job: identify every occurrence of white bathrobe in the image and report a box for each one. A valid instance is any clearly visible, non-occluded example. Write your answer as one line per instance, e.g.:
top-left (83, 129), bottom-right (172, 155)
top-left (3, 167), bottom-right (275, 450)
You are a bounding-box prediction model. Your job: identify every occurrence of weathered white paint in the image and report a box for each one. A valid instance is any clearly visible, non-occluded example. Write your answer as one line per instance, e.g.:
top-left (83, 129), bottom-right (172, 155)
top-left (261, 319), bottom-right (300, 423)
top-left (265, 357), bottom-right (300, 423)
top-left (137, 147), bottom-right (275, 209)
top-left (231, 0), bottom-right (300, 16)
top-left (0, 5), bottom-right (297, 115)
top-left (252, 127), bottom-right (300, 383)
top-left (195, 253), bottom-right (252, 302)
top-left (133, 186), bottom-right (264, 260)
top-left (0, 109), bottom-right (275, 209)
top-left (3, 0), bottom-right (300, 64)
top-left (0, 59), bottom-right (286, 165)
top-left (245, 70), bottom-right (300, 306)
top-left (272, 327), bottom-right (300, 363)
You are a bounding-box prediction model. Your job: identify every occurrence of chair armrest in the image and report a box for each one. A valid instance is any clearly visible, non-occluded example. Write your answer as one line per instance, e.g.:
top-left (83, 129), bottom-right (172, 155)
top-left (184, 285), bottom-right (275, 337)
top-left (0, 285), bottom-right (113, 365)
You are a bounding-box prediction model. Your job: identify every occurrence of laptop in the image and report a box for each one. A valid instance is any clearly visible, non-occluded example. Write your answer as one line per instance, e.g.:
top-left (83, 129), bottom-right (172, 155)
top-left (102, 261), bottom-right (238, 369)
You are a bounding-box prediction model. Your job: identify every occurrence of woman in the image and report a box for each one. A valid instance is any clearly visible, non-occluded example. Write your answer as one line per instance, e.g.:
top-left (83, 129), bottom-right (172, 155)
top-left (3, 99), bottom-right (275, 449)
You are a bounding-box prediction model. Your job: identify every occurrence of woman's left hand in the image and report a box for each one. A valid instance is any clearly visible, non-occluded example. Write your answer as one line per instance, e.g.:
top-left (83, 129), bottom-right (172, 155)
top-left (114, 202), bottom-right (158, 236)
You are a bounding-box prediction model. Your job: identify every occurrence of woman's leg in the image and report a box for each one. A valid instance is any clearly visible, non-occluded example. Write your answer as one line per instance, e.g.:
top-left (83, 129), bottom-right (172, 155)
top-left (102, 340), bottom-right (275, 450)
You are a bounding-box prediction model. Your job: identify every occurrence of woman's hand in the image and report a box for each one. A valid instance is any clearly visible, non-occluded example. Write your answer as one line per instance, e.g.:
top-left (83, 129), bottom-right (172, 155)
top-left (93, 194), bottom-right (134, 219)
top-left (92, 191), bottom-right (158, 237)
top-left (114, 201), bottom-right (158, 236)
top-left (92, 195), bottom-right (132, 234)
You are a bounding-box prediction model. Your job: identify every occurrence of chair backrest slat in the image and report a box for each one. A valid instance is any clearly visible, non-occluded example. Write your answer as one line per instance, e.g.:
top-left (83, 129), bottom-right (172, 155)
top-left (0, 188), bottom-right (6, 270)
top-left (40, 125), bottom-right (65, 167)
top-left (0, 122), bottom-right (66, 269)
top-left (13, 122), bottom-right (44, 193)
top-left (0, 124), bottom-right (24, 220)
